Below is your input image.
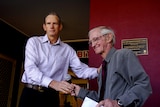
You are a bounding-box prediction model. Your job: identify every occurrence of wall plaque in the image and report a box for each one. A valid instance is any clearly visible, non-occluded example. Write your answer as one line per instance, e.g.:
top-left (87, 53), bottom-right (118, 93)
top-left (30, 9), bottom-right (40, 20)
top-left (121, 38), bottom-right (148, 55)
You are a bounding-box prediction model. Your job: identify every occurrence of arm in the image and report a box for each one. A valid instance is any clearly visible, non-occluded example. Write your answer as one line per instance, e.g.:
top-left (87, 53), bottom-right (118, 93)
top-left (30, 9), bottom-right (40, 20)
top-left (24, 38), bottom-right (51, 86)
top-left (71, 84), bottom-right (99, 102)
top-left (117, 50), bottom-right (152, 106)
top-left (24, 38), bottom-right (74, 93)
top-left (68, 47), bottom-right (99, 79)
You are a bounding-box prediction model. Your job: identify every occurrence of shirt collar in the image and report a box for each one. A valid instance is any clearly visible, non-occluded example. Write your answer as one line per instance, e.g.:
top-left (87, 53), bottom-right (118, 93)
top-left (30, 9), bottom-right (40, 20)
top-left (42, 34), bottom-right (62, 45)
top-left (104, 47), bottom-right (116, 63)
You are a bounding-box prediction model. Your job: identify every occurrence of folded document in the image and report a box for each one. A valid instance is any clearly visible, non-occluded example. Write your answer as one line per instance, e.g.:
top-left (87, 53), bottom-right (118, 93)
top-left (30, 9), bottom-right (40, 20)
top-left (81, 97), bottom-right (98, 107)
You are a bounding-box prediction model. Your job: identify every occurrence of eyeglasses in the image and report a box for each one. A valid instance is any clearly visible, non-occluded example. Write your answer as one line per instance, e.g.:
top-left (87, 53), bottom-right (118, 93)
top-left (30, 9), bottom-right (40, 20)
top-left (88, 35), bottom-right (103, 46)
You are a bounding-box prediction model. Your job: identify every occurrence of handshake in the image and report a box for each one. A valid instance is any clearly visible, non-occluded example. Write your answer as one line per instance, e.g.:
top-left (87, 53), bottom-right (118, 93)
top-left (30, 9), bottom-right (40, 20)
top-left (64, 74), bottom-right (81, 96)
top-left (49, 74), bottom-right (80, 95)
top-left (58, 74), bottom-right (107, 107)
top-left (66, 82), bottom-right (103, 107)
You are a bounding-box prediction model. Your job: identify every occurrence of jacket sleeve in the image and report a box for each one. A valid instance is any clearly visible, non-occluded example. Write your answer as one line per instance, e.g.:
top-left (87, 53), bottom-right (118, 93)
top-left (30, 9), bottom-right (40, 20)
top-left (117, 50), bottom-right (152, 107)
top-left (77, 88), bottom-right (99, 102)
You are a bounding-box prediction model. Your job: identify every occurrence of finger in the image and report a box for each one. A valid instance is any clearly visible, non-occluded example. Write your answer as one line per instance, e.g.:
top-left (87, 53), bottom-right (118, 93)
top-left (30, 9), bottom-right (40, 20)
top-left (70, 90), bottom-right (76, 96)
top-left (60, 82), bottom-right (74, 93)
top-left (96, 101), bottom-right (104, 107)
top-left (62, 81), bottom-right (74, 89)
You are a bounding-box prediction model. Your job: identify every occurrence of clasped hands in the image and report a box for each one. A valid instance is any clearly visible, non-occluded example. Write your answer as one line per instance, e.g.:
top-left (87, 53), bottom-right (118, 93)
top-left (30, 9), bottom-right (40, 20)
top-left (49, 80), bottom-right (120, 107)
top-left (70, 83), bottom-right (120, 107)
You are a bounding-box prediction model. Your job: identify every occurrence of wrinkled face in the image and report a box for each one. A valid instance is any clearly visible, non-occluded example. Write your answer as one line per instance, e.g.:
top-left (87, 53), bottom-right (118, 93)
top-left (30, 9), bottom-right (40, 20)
top-left (43, 15), bottom-right (62, 37)
top-left (89, 29), bottom-right (107, 55)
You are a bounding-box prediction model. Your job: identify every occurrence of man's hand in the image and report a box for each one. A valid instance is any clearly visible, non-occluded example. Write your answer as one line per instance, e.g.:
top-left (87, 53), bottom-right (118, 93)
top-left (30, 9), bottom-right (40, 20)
top-left (49, 80), bottom-right (74, 94)
top-left (96, 99), bottom-right (120, 107)
top-left (70, 84), bottom-right (81, 96)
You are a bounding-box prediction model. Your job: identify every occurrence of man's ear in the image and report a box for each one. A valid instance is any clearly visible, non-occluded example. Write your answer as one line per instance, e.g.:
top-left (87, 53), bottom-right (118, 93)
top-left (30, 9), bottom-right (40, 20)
top-left (59, 23), bottom-right (63, 31)
top-left (43, 24), bottom-right (46, 31)
top-left (106, 33), bottom-right (113, 43)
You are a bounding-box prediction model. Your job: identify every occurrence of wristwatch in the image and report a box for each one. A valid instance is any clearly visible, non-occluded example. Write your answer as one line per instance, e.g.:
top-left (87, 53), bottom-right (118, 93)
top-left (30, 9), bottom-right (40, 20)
top-left (117, 100), bottom-right (124, 107)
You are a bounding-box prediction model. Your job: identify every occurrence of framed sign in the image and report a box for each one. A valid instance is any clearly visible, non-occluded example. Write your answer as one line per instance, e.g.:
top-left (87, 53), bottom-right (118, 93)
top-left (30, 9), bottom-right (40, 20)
top-left (63, 39), bottom-right (89, 64)
top-left (121, 38), bottom-right (148, 55)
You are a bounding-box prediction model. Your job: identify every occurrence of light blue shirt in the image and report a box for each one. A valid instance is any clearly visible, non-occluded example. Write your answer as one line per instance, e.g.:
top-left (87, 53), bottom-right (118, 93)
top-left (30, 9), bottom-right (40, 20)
top-left (21, 35), bottom-right (98, 87)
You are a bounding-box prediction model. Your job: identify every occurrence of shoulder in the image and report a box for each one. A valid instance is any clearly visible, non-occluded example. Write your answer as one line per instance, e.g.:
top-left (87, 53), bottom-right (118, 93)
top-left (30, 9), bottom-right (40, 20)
top-left (27, 36), bottom-right (38, 41)
top-left (27, 35), bottom-right (43, 42)
top-left (26, 36), bottom-right (44, 47)
top-left (61, 42), bottom-right (74, 50)
top-left (116, 48), bottom-right (134, 55)
top-left (113, 48), bottom-right (136, 60)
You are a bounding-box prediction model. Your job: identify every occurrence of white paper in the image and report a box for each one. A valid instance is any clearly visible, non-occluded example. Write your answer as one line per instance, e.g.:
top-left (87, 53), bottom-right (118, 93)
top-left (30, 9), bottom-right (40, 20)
top-left (81, 97), bottom-right (98, 107)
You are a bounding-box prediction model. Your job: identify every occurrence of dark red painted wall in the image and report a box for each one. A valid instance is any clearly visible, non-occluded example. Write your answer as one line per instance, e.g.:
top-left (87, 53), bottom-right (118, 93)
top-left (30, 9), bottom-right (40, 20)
top-left (89, 0), bottom-right (160, 106)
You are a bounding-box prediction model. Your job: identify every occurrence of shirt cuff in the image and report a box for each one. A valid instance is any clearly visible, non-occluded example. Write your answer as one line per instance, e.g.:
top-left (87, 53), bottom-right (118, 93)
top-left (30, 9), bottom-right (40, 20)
top-left (41, 76), bottom-right (52, 87)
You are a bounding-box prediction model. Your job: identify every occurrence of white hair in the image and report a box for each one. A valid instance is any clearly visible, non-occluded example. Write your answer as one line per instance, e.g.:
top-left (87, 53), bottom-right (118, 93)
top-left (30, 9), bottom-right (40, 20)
top-left (89, 26), bottom-right (116, 45)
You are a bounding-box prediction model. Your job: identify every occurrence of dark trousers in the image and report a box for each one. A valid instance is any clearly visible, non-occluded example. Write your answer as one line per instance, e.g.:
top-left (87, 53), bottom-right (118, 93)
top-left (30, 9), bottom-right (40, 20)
top-left (18, 87), bottom-right (59, 107)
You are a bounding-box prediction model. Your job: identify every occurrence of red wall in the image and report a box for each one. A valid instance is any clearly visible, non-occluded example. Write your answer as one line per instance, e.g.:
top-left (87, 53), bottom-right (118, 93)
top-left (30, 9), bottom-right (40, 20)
top-left (89, 0), bottom-right (160, 106)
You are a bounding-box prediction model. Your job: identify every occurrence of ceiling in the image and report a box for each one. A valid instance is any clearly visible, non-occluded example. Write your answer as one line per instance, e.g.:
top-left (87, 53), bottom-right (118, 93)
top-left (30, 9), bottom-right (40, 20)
top-left (0, 0), bottom-right (90, 41)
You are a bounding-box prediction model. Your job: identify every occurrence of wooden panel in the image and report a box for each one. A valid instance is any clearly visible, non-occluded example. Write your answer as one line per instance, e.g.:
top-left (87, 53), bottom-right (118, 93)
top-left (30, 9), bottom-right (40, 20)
top-left (0, 54), bottom-right (16, 107)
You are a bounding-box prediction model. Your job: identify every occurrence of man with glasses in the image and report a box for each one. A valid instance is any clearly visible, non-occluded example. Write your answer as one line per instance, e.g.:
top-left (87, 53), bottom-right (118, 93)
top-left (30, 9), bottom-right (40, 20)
top-left (71, 26), bottom-right (152, 107)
